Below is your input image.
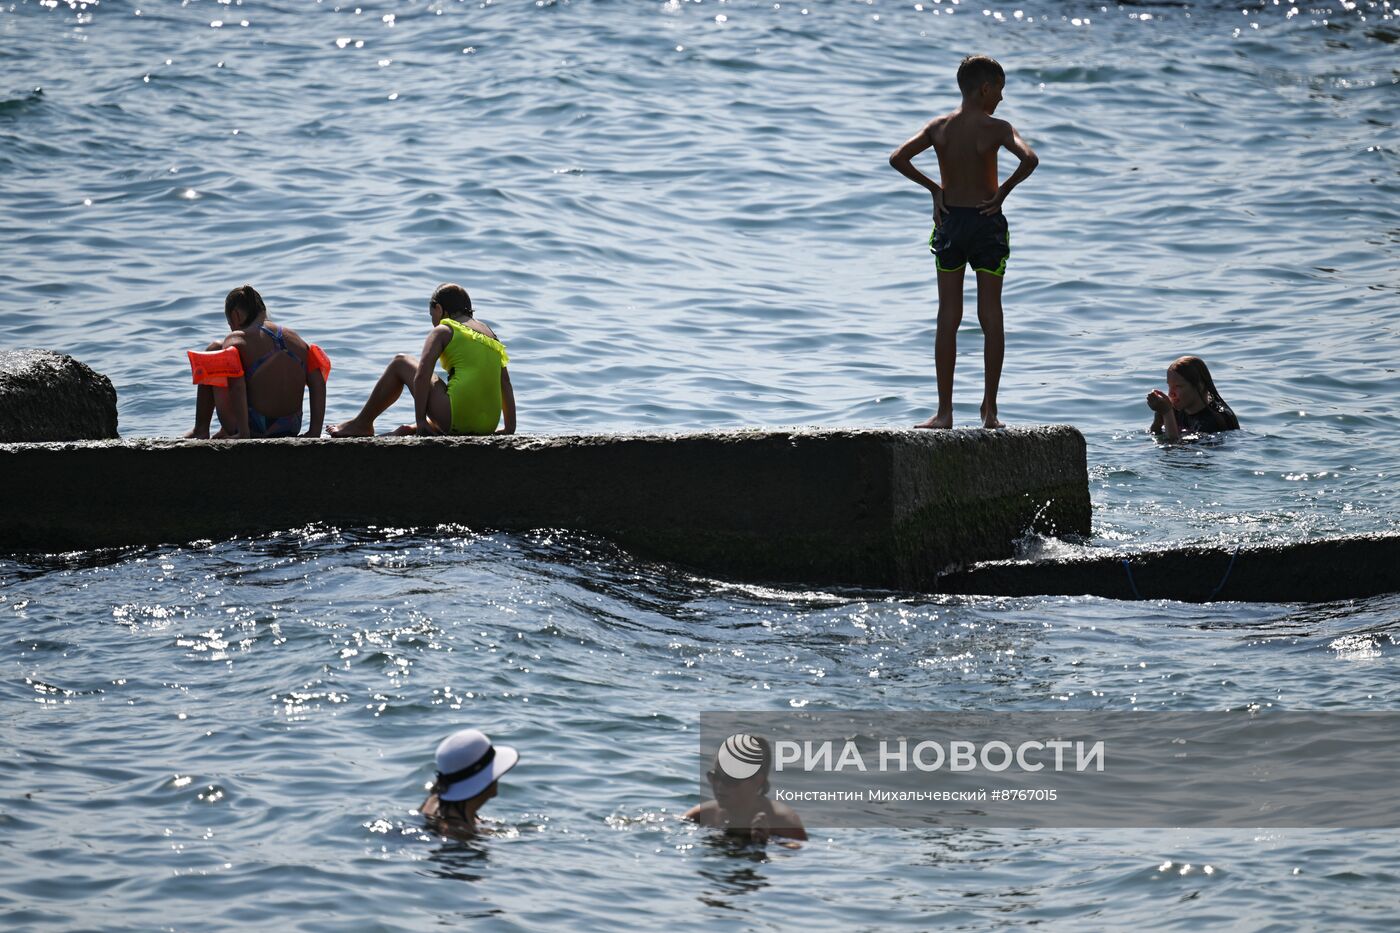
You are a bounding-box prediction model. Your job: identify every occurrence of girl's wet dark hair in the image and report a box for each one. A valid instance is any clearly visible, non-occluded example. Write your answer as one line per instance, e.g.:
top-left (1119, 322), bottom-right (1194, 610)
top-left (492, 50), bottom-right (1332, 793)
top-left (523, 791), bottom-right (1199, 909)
top-left (433, 780), bottom-right (493, 824)
top-left (432, 283), bottom-right (472, 319)
top-left (438, 797), bottom-right (470, 823)
top-left (1169, 355), bottom-right (1241, 430)
top-left (224, 284), bottom-right (266, 329)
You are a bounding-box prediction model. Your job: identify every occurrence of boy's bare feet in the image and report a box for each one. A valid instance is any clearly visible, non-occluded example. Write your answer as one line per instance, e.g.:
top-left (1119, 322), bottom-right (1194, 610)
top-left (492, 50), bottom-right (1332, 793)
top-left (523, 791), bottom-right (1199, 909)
top-left (328, 418), bottom-right (373, 437)
top-left (183, 427), bottom-right (210, 439)
top-left (391, 423), bottom-right (417, 436)
top-left (915, 412), bottom-right (954, 429)
top-left (980, 402), bottom-right (1004, 430)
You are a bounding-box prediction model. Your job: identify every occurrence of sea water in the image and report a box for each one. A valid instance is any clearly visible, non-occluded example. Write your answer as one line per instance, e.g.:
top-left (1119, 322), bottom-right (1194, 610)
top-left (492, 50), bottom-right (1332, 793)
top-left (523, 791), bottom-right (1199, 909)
top-left (2, 0), bottom-right (1398, 928)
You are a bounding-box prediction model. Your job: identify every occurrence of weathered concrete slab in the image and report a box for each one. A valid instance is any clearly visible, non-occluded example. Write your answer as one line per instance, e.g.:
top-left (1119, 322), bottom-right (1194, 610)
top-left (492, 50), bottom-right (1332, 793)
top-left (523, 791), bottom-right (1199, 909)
top-left (0, 349), bottom-right (118, 442)
top-left (0, 427), bottom-right (1089, 589)
top-left (937, 532), bottom-right (1400, 603)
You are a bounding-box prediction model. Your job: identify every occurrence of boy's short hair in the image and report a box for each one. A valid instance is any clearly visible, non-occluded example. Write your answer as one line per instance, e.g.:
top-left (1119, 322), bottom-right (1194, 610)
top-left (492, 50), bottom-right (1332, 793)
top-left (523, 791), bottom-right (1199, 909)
top-left (432, 282), bottom-right (472, 317)
top-left (225, 284), bottom-right (266, 328)
top-left (957, 55), bottom-right (1005, 95)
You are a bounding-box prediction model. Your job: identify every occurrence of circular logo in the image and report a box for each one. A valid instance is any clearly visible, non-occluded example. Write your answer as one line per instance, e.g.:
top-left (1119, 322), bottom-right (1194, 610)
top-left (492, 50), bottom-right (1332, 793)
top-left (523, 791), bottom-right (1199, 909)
top-left (716, 733), bottom-right (766, 780)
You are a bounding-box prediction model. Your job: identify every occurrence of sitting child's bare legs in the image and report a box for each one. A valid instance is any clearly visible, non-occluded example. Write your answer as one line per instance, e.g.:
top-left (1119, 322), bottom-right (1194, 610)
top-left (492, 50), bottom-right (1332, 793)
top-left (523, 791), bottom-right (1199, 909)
top-left (976, 270), bottom-right (1005, 430)
top-left (185, 386), bottom-right (215, 439)
top-left (329, 354), bottom-right (419, 436)
top-left (916, 267), bottom-right (964, 430)
top-left (185, 341), bottom-right (223, 439)
top-left (210, 384), bottom-right (245, 438)
top-left (391, 421), bottom-right (441, 436)
top-left (330, 356), bottom-right (452, 437)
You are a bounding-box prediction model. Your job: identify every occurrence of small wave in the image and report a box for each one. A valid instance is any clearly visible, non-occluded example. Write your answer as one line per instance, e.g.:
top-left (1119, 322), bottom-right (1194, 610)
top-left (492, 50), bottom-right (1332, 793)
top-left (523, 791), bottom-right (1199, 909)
top-left (0, 87), bottom-right (44, 119)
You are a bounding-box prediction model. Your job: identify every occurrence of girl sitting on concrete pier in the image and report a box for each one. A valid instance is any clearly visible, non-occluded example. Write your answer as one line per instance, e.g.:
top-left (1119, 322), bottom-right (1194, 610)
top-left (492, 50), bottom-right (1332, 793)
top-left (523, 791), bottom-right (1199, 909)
top-left (330, 283), bottom-right (516, 437)
top-left (186, 284), bottom-right (329, 439)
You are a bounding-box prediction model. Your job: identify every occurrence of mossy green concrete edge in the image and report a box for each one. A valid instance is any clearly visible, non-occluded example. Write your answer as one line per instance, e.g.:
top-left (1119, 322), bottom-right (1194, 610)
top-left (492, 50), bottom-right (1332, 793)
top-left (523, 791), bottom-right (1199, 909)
top-left (891, 427), bottom-right (1090, 589)
top-left (0, 427), bottom-right (1092, 590)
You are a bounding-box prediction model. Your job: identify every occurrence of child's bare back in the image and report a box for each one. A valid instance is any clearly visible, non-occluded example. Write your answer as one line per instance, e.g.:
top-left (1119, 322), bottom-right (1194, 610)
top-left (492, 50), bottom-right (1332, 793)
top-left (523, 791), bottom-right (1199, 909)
top-left (925, 107), bottom-right (1008, 209)
top-left (230, 320), bottom-right (314, 419)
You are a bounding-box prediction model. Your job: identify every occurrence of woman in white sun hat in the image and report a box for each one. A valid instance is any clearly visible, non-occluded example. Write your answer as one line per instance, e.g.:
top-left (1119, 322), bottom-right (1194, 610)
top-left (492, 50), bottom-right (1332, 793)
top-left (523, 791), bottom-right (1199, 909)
top-left (419, 728), bottom-right (519, 836)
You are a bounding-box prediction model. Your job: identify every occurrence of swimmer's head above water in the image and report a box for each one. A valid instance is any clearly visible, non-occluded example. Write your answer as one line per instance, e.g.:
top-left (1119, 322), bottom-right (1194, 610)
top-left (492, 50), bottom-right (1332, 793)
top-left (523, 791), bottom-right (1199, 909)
top-left (685, 733), bottom-right (807, 841)
top-left (1146, 354), bottom-right (1241, 438)
top-left (423, 728), bottom-right (519, 832)
top-left (1167, 355), bottom-right (1237, 426)
top-left (708, 733), bottom-right (773, 807)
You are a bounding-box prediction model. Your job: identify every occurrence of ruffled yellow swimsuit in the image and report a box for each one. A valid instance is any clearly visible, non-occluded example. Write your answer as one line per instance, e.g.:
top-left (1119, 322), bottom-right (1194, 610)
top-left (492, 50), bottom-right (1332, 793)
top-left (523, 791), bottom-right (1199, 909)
top-left (438, 318), bottom-right (509, 435)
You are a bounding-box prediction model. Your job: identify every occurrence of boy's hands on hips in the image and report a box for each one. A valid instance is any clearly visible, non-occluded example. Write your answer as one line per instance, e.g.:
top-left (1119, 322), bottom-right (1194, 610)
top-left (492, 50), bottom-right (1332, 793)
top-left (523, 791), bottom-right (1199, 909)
top-left (933, 188), bottom-right (946, 225)
top-left (978, 191), bottom-right (1005, 216)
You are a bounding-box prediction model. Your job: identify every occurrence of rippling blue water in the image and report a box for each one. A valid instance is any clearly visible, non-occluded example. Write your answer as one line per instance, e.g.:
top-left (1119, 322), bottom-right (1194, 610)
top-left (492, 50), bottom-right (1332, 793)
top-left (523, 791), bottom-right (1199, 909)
top-left (3, 0), bottom-right (1399, 928)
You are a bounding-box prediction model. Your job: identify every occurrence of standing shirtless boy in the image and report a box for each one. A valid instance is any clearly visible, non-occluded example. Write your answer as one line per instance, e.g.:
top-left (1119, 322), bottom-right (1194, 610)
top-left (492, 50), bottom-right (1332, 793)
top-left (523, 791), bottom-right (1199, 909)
top-left (889, 55), bottom-right (1038, 429)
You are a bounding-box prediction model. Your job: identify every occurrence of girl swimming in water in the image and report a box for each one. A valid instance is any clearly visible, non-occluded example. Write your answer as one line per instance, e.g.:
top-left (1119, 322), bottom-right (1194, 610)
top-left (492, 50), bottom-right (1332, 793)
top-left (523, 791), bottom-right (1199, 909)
top-left (329, 283), bottom-right (516, 437)
top-left (1146, 355), bottom-right (1240, 442)
top-left (186, 284), bottom-right (327, 439)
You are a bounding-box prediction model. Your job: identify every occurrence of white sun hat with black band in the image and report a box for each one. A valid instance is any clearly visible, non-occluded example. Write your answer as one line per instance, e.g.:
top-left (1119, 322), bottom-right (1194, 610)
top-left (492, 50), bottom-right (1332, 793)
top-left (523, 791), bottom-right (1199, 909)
top-left (434, 729), bottom-right (519, 802)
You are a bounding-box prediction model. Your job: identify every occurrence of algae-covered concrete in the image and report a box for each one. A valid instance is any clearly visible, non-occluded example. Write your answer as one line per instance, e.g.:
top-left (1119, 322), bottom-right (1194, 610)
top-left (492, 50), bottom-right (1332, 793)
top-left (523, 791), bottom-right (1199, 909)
top-left (0, 350), bottom-right (118, 442)
top-left (0, 427), bottom-right (1090, 589)
top-left (937, 532), bottom-right (1400, 603)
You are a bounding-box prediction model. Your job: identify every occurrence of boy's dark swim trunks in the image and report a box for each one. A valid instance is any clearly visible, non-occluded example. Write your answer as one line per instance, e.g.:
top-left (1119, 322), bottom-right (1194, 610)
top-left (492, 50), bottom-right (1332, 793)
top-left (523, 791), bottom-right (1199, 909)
top-left (929, 206), bottom-right (1010, 276)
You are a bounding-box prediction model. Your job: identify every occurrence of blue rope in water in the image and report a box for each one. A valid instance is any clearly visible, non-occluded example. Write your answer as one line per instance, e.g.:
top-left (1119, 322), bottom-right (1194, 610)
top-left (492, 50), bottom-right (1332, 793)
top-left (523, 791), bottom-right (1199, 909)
top-left (1121, 559), bottom-right (1142, 600)
top-left (1121, 546), bottom-right (1242, 602)
top-left (1207, 546), bottom-right (1242, 602)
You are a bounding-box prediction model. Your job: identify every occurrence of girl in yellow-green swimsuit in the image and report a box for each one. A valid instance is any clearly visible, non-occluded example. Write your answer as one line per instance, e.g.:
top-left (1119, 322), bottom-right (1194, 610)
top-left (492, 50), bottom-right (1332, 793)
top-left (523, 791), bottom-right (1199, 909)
top-left (329, 283), bottom-right (516, 437)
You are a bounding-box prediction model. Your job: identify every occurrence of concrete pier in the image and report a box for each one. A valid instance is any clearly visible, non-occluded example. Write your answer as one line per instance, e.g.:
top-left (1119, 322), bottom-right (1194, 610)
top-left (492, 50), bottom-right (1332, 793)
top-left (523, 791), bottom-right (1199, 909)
top-left (0, 426), bottom-right (1090, 590)
top-left (937, 532), bottom-right (1400, 603)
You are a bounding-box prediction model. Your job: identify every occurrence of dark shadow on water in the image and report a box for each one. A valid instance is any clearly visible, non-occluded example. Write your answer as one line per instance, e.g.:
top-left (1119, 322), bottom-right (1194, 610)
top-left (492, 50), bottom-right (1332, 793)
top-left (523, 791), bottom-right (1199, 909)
top-left (694, 831), bottom-right (777, 909)
top-left (1200, 594), bottom-right (1400, 645)
top-left (0, 543), bottom-right (160, 582)
top-left (419, 837), bottom-right (491, 883)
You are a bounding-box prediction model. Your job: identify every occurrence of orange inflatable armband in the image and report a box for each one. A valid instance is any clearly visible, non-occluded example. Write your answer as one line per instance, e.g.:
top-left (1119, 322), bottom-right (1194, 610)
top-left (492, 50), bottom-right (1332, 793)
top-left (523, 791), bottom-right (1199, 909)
top-left (306, 344), bottom-right (332, 381)
top-left (188, 346), bottom-right (244, 387)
